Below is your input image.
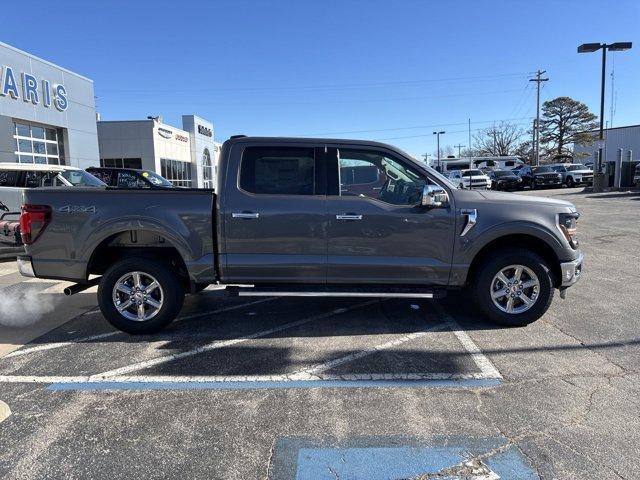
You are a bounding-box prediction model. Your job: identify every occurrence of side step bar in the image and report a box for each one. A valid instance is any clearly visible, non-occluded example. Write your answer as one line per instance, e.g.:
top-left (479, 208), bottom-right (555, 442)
top-left (238, 291), bottom-right (435, 298)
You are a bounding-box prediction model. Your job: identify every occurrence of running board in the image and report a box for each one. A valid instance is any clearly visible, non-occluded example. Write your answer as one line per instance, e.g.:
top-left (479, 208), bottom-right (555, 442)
top-left (228, 285), bottom-right (446, 299)
top-left (237, 291), bottom-right (435, 298)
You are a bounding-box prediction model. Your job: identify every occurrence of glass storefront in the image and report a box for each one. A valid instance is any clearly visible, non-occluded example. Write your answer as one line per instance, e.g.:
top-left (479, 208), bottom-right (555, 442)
top-left (100, 158), bottom-right (143, 169)
top-left (160, 158), bottom-right (192, 187)
top-left (13, 121), bottom-right (65, 165)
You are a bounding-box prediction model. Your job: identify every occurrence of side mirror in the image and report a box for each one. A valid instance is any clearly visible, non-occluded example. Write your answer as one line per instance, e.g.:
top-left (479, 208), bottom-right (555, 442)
top-left (421, 184), bottom-right (448, 208)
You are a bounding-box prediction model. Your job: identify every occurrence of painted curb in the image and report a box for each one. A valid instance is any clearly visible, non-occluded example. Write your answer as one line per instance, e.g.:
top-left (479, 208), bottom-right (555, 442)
top-left (0, 400), bottom-right (11, 423)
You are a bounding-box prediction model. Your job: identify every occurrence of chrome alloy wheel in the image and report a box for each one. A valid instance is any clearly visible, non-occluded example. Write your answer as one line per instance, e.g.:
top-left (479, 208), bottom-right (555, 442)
top-left (490, 264), bottom-right (540, 314)
top-left (112, 271), bottom-right (164, 322)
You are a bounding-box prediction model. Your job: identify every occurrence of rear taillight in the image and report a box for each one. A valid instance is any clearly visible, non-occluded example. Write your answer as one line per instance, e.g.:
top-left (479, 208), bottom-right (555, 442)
top-left (20, 204), bottom-right (52, 245)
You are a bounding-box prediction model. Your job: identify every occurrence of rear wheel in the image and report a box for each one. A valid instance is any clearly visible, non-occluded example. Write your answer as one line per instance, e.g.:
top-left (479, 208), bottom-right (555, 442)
top-left (472, 249), bottom-right (554, 326)
top-left (98, 256), bottom-right (185, 334)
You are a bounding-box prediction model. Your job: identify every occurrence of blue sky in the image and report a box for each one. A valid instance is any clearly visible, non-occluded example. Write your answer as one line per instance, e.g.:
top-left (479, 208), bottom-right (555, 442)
top-left (3, 0), bottom-right (639, 157)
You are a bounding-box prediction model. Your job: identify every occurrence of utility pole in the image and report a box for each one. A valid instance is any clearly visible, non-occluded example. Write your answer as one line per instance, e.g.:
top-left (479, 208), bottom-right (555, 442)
top-left (454, 144), bottom-right (465, 158)
top-left (529, 70), bottom-right (549, 165)
top-left (531, 119), bottom-right (536, 165)
top-left (433, 131), bottom-right (445, 171)
top-left (468, 118), bottom-right (472, 170)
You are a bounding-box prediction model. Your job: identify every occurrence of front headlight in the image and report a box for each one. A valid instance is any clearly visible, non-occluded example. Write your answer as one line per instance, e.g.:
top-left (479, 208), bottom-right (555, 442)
top-left (557, 174), bottom-right (563, 179)
top-left (558, 212), bottom-right (580, 249)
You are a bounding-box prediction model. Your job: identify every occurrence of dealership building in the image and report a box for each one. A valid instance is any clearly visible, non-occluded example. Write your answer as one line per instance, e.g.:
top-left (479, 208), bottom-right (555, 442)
top-left (0, 42), bottom-right (99, 167)
top-left (97, 115), bottom-right (219, 188)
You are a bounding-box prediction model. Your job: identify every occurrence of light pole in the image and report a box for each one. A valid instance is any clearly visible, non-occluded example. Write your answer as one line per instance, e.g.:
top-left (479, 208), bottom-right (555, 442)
top-left (578, 42), bottom-right (632, 191)
top-left (433, 131), bottom-right (445, 171)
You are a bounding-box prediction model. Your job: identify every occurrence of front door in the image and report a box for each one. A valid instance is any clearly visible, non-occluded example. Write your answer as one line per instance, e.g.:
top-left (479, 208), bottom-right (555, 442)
top-left (223, 145), bottom-right (328, 283)
top-left (326, 147), bottom-right (456, 285)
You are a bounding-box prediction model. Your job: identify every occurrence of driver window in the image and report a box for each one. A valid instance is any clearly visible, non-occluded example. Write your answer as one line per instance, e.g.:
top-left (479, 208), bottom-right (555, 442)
top-left (338, 149), bottom-right (427, 206)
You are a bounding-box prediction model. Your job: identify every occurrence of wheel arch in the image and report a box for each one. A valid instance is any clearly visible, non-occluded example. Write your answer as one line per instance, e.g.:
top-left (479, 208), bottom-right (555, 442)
top-left (86, 229), bottom-right (190, 288)
top-left (466, 233), bottom-right (562, 288)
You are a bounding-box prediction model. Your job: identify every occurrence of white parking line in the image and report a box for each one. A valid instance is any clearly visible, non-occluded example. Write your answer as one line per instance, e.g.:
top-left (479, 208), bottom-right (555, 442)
top-left (90, 300), bottom-right (378, 379)
top-left (287, 322), bottom-right (450, 380)
top-left (432, 301), bottom-right (502, 379)
top-left (0, 299), bottom-right (503, 388)
top-left (5, 297), bottom-right (278, 359)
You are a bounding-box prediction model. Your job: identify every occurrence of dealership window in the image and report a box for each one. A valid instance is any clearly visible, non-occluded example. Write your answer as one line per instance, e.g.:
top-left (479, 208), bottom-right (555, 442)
top-left (240, 147), bottom-right (315, 195)
top-left (100, 158), bottom-right (143, 169)
top-left (13, 122), bottom-right (65, 165)
top-left (160, 158), bottom-right (192, 187)
top-left (202, 148), bottom-right (214, 189)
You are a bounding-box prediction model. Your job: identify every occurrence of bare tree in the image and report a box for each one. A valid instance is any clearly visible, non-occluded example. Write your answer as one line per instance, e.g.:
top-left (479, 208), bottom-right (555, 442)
top-left (539, 97), bottom-right (598, 157)
top-left (472, 122), bottom-right (527, 156)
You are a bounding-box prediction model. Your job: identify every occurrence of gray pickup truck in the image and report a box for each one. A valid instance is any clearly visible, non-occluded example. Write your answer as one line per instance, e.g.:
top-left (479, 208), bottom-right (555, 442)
top-left (17, 136), bottom-right (584, 333)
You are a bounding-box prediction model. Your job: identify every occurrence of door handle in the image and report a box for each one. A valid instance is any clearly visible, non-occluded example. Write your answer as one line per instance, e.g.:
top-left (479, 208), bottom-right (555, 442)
top-left (336, 214), bottom-right (363, 220)
top-left (232, 212), bottom-right (260, 219)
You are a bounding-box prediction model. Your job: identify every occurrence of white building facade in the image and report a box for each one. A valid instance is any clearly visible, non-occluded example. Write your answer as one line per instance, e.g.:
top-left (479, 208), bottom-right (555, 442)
top-left (0, 42), bottom-right (99, 168)
top-left (97, 115), bottom-right (218, 188)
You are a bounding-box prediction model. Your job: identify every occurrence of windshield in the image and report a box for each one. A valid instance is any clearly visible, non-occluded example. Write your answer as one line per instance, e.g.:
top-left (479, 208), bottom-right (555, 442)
top-left (140, 170), bottom-right (174, 187)
top-left (534, 166), bottom-right (553, 173)
top-left (59, 170), bottom-right (106, 187)
top-left (462, 170), bottom-right (484, 176)
top-left (567, 164), bottom-right (588, 171)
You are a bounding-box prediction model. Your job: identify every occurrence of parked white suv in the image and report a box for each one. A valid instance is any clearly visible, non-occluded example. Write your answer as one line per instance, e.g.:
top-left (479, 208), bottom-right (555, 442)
top-left (550, 163), bottom-right (594, 187)
top-left (448, 169), bottom-right (492, 189)
top-left (0, 163), bottom-right (105, 213)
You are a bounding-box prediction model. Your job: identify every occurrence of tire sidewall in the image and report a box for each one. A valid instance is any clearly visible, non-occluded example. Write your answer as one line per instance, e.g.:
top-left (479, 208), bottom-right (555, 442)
top-left (98, 256), bottom-right (184, 334)
top-left (473, 249), bottom-right (554, 327)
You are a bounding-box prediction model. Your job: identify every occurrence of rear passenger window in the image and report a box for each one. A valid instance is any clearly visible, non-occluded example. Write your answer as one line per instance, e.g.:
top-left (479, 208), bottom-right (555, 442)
top-left (240, 147), bottom-right (315, 195)
top-left (117, 171), bottom-right (148, 188)
top-left (0, 171), bottom-right (19, 187)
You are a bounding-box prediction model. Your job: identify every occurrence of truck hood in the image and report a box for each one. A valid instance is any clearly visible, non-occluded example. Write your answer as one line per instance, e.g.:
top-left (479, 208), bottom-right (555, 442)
top-left (476, 189), bottom-right (575, 209)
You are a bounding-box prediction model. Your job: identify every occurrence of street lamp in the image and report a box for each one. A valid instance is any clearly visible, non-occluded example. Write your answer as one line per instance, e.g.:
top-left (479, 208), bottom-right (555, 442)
top-left (578, 42), bottom-right (632, 191)
top-left (433, 131), bottom-right (445, 171)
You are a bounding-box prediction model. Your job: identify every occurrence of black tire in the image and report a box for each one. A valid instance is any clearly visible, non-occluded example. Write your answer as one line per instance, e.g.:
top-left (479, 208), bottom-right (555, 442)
top-left (566, 176), bottom-right (575, 187)
top-left (531, 180), bottom-right (537, 189)
top-left (98, 256), bottom-right (185, 334)
top-left (472, 248), bottom-right (554, 327)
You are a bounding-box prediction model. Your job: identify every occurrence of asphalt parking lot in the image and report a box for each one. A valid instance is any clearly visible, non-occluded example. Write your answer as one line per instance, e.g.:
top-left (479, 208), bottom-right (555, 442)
top-left (0, 187), bottom-right (639, 479)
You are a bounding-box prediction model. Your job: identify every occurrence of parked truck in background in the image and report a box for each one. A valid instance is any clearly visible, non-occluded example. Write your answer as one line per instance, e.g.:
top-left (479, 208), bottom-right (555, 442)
top-left (17, 136), bottom-right (584, 334)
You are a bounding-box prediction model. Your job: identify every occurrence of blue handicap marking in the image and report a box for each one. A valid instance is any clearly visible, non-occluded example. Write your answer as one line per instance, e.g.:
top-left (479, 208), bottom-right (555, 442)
top-left (269, 437), bottom-right (540, 479)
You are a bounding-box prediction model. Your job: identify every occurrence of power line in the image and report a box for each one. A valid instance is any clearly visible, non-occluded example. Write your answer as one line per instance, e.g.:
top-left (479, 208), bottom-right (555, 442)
top-left (529, 70), bottom-right (549, 165)
top-left (98, 71), bottom-right (533, 94)
top-left (302, 116), bottom-right (535, 136)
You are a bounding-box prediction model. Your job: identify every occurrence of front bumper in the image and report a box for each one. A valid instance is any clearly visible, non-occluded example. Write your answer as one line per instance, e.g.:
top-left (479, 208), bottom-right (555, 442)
top-left (560, 252), bottom-right (584, 287)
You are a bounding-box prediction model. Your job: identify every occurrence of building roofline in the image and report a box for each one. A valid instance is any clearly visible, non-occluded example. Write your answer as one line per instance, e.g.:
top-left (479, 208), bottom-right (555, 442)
top-left (0, 41), bottom-right (94, 83)
top-left (583, 124), bottom-right (640, 133)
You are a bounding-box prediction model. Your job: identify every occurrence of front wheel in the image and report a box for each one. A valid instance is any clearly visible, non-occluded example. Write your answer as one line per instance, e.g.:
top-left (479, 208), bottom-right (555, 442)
top-left (98, 256), bottom-right (185, 334)
top-left (472, 248), bottom-right (554, 326)
top-left (566, 177), bottom-right (575, 187)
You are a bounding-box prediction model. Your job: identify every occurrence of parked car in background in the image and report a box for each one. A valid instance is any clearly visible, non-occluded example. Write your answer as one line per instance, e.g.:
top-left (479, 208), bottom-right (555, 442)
top-left (448, 169), bottom-right (492, 189)
top-left (634, 163), bottom-right (640, 187)
top-left (86, 167), bottom-right (175, 189)
top-left (488, 170), bottom-right (523, 191)
top-left (0, 163), bottom-right (105, 213)
top-left (550, 163), bottom-right (594, 187)
top-left (440, 157), bottom-right (524, 175)
top-left (531, 166), bottom-right (564, 189)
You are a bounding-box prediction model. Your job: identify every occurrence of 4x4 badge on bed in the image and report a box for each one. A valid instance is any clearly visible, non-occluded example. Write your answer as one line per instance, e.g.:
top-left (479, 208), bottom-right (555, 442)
top-left (58, 205), bottom-right (96, 214)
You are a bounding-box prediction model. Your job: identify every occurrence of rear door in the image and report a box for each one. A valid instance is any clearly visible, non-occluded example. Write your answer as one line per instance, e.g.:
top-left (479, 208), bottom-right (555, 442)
top-left (222, 143), bottom-right (328, 283)
top-left (326, 146), bottom-right (456, 285)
